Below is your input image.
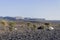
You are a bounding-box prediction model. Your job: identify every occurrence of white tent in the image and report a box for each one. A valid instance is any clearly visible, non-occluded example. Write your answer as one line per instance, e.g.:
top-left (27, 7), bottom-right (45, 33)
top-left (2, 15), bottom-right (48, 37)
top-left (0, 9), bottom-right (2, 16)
top-left (48, 26), bottom-right (54, 30)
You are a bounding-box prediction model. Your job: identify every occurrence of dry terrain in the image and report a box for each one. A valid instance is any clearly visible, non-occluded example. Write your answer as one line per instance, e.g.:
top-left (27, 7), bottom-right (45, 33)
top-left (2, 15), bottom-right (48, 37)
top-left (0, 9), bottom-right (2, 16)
top-left (0, 20), bottom-right (60, 40)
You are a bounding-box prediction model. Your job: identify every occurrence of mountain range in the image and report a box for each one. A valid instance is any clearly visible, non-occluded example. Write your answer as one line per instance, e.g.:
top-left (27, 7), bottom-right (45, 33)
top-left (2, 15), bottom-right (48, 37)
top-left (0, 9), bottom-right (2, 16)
top-left (0, 16), bottom-right (60, 23)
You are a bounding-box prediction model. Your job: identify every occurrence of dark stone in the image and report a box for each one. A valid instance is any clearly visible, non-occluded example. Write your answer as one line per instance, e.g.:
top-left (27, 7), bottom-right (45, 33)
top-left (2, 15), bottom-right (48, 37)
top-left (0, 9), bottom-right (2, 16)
top-left (37, 26), bottom-right (44, 29)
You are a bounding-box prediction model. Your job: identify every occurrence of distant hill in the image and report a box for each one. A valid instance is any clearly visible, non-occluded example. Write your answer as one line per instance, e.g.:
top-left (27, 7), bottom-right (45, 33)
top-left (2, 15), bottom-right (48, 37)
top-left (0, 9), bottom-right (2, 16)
top-left (0, 16), bottom-right (60, 23)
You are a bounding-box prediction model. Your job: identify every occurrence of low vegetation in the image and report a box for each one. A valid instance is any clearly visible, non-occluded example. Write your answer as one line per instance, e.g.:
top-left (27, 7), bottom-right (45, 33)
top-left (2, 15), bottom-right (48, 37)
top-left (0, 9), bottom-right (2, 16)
top-left (0, 20), bottom-right (59, 40)
top-left (8, 21), bottom-right (16, 31)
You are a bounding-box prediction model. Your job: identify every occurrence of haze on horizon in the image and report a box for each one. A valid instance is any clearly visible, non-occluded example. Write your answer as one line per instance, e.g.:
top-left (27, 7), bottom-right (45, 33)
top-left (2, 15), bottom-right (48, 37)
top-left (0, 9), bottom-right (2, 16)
top-left (0, 0), bottom-right (60, 20)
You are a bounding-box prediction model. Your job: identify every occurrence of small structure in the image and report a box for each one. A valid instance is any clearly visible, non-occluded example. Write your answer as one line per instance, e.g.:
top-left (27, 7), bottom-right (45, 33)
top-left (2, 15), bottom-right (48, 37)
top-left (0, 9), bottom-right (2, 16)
top-left (48, 26), bottom-right (54, 30)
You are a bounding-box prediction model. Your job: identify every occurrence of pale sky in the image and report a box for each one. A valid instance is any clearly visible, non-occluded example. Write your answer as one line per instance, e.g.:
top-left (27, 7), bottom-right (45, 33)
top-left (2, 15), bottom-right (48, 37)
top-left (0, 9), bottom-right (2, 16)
top-left (0, 0), bottom-right (60, 20)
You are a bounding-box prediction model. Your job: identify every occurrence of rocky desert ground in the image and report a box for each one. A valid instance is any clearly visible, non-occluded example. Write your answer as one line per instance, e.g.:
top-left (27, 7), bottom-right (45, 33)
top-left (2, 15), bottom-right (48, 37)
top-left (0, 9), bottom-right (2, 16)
top-left (0, 27), bottom-right (60, 40)
top-left (0, 20), bottom-right (60, 40)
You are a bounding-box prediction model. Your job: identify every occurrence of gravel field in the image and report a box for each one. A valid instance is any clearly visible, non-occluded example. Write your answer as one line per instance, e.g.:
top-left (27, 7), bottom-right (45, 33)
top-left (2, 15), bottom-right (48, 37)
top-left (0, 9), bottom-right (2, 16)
top-left (0, 28), bottom-right (60, 40)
